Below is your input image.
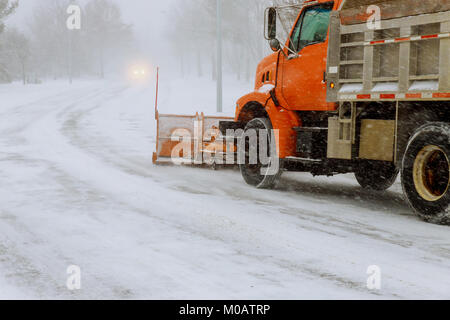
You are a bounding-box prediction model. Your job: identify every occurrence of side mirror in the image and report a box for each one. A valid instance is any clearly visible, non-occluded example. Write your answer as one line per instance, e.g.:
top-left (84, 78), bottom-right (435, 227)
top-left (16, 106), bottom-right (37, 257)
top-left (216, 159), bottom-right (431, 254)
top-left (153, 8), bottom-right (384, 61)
top-left (269, 39), bottom-right (281, 52)
top-left (265, 7), bottom-right (277, 40)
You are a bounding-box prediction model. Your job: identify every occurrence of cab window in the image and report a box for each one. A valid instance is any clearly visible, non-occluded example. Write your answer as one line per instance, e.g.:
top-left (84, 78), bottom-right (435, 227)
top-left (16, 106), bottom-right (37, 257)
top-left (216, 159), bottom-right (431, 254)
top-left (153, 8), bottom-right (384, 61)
top-left (289, 4), bottom-right (332, 53)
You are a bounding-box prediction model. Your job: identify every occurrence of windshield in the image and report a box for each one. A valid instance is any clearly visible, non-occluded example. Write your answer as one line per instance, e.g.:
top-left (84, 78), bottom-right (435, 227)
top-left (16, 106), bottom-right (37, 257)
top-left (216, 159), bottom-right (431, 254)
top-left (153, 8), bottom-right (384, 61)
top-left (290, 5), bottom-right (333, 52)
top-left (273, 3), bottom-right (333, 54)
top-left (274, 5), bottom-right (304, 49)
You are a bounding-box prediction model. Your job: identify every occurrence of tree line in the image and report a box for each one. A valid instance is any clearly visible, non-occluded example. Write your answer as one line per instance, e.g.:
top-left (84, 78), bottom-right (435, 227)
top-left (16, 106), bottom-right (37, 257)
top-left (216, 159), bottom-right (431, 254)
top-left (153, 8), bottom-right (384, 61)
top-left (0, 0), bottom-right (135, 84)
top-left (167, 0), bottom-right (302, 81)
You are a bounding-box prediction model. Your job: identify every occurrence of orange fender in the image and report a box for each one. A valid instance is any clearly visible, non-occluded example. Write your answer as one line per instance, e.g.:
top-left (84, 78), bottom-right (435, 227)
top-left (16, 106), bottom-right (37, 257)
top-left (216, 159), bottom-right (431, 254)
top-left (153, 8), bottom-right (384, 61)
top-left (236, 91), bottom-right (301, 159)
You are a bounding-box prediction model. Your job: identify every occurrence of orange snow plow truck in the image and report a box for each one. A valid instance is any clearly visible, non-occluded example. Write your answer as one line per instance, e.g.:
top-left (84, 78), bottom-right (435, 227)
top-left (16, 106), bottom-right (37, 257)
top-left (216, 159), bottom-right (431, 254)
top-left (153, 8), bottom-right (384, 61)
top-left (154, 0), bottom-right (450, 224)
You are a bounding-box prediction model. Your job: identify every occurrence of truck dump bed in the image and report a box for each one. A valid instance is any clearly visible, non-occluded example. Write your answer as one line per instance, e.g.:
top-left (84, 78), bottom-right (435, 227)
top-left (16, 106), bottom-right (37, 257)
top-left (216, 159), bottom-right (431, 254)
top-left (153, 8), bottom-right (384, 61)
top-left (327, 0), bottom-right (450, 102)
top-left (339, 0), bottom-right (450, 24)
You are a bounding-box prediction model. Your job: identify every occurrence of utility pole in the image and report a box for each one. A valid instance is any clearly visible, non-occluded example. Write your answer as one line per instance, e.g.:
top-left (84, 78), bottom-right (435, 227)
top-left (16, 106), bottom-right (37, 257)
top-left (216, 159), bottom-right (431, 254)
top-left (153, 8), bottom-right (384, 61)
top-left (68, 30), bottom-right (73, 84)
top-left (216, 0), bottom-right (223, 113)
top-left (66, 4), bottom-right (81, 84)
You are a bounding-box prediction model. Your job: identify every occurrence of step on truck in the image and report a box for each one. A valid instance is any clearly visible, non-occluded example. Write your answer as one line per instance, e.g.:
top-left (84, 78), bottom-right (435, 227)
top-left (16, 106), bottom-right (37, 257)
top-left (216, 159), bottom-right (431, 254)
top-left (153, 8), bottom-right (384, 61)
top-left (218, 0), bottom-right (450, 224)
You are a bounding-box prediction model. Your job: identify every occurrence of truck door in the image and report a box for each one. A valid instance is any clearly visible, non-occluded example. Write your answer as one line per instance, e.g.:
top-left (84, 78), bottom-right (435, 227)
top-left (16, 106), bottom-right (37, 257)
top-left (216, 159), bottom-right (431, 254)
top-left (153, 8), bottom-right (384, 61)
top-left (281, 4), bottom-right (334, 111)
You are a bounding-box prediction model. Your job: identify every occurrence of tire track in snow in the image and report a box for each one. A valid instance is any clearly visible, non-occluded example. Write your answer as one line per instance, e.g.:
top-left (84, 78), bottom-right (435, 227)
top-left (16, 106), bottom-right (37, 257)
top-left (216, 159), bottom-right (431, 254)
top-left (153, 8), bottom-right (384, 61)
top-left (0, 84), bottom-right (138, 299)
top-left (41, 86), bottom-right (394, 298)
top-left (52, 84), bottom-right (450, 299)
top-left (2, 82), bottom-right (450, 299)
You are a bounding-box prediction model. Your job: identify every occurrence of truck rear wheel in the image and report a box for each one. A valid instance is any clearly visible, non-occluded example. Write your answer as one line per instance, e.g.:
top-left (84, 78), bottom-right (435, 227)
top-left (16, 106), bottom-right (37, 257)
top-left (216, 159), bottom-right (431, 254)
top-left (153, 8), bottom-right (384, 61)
top-left (355, 162), bottom-right (399, 191)
top-left (402, 123), bottom-right (450, 225)
top-left (240, 118), bottom-right (282, 189)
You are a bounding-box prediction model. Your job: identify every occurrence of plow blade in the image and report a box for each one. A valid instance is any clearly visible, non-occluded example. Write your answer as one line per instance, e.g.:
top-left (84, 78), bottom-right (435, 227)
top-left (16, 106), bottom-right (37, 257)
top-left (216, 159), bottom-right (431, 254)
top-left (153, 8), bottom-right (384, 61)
top-left (153, 112), bottom-right (235, 166)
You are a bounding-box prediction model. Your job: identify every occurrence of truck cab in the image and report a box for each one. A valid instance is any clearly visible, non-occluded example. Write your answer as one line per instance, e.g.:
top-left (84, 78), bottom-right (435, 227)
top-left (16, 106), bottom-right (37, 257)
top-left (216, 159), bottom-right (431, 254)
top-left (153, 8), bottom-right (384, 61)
top-left (263, 1), bottom-right (336, 112)
top-left (235, 0), bottom-right (339, 162)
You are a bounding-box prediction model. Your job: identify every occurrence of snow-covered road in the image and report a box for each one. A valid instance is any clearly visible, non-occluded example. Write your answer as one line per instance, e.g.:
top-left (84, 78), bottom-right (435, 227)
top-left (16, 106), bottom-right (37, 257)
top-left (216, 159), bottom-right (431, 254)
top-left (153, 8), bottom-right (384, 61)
top-left (0, 80), bottom-right (449, 299)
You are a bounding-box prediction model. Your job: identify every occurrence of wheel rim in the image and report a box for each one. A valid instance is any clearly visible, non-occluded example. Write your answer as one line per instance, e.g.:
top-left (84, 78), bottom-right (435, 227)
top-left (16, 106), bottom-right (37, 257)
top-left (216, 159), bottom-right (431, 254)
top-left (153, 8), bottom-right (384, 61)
top-left (413, 145), bottom-right (450, 202)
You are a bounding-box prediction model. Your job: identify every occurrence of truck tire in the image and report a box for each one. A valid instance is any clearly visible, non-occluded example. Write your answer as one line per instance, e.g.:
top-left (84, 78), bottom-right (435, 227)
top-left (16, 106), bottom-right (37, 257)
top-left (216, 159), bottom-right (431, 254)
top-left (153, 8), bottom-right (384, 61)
top-left (355, 162), bottom-right (399, 191)
top-left (401, 123), bottom-right (450, 225)
top-left (240, 118), bottom-right (282, 189)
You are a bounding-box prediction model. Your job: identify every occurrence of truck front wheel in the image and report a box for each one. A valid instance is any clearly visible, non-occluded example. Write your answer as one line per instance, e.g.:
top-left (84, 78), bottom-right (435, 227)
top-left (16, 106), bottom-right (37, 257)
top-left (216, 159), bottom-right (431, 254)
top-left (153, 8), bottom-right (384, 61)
top-left (402, 123), bottom-right (450, 225)
top-left (240, 118), bottom-right (282, 189)
top-left (355, 162), bottom-right (399, 191)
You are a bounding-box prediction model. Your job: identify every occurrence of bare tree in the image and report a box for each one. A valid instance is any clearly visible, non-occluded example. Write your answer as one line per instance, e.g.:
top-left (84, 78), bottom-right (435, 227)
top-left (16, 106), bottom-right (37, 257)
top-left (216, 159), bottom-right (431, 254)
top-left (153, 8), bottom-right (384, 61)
top-left (84, 0), bottom-right (133, 78)
top-left (167, 0), bottom-right (301, 81)
top-left (2, 28), bottom-right (29, 84)
top-left (28, 0), bottom-right (73, 79)
top-left (0, 0), bottom-right (17, 34)
top-left (0, 0), bottom-right (18, 82)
